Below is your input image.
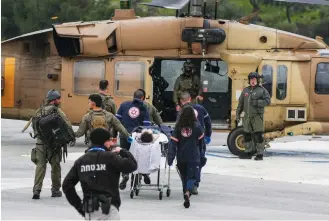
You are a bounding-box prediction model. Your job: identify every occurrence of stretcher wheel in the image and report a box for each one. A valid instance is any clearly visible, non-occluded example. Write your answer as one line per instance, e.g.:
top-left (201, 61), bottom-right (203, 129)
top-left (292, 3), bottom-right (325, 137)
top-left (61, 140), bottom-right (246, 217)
top-left (130, 191), bottom-right (134, 199)
top-left (159, 191), bottom-right (163, 200)
top-left (135, 189), bottom-right (139, 196)
top-left (166, 189), bottom-right (171, 197)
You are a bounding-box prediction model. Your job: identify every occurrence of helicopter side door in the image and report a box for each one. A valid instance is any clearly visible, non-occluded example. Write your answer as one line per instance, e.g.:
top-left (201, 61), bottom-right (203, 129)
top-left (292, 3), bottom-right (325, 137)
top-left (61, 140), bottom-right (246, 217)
top-left (110, 56), bottom-right (153, 108)
top-left (309, 58), bottom-right (329, 121)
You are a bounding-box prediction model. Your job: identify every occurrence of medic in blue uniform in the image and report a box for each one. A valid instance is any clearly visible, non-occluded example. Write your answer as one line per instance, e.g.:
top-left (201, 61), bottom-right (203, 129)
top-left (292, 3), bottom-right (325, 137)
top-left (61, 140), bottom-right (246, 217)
top-left (176, 92), bottom-right (212, 195)
top-left (115, 89), bottom-right (151, 190)
top-left (168, 105), bottom-right (204, 209)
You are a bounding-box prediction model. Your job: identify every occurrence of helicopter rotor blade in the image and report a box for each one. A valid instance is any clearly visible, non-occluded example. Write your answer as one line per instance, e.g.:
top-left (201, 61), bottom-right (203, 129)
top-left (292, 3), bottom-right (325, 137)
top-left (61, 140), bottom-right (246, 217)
top-left (273, 0), bottom-right (329, 6)
top-left (139, 0), bottom-right (191, 10)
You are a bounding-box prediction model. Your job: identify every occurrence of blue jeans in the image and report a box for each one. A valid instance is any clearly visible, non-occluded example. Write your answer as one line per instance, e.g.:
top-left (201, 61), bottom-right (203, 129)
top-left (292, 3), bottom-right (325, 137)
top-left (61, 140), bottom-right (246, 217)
top-left (177, 162), bottom-right (199, 193)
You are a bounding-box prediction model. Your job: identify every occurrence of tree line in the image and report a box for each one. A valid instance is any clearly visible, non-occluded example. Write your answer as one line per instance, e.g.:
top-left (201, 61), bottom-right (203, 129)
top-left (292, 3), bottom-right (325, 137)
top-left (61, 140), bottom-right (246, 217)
top-left (1, 0), bottom-right (328, 44)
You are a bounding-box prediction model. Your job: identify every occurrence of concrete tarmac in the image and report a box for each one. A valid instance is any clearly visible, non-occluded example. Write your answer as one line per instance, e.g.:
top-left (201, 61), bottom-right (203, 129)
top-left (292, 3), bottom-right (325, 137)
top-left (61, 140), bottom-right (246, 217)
top-left (2, 119), bottom-right (329, 220)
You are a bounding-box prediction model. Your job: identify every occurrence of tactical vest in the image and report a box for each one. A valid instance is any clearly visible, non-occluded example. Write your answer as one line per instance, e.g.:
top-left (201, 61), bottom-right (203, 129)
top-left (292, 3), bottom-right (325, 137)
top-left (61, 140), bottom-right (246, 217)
top-left (178, 75), bottom-right (199, 98)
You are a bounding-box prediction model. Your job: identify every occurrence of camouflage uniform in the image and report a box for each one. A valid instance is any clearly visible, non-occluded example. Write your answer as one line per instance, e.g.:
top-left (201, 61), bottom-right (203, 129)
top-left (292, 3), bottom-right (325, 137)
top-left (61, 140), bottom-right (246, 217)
top-left (144, 101), bottom-right (163, 125)
top-left (236, 72), bottom-right (271, 159)
top-left (98, 92), bottom-right (116, 114)
top-left (98, 93), bottom-right (117, 138)
top-left (32, 100), bottom-right (75, 198)
top-left (173, 61), bottom-right (201, 106)
top-left (75, 109), bottom-right (130, 139)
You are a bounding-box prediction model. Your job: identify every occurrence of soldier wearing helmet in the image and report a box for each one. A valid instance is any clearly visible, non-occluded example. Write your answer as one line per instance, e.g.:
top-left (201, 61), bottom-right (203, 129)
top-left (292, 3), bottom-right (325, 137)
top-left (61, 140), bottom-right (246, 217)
top-left (173, 60), bottom-right (203, 112)
top-left (31, 89), bottom-right (75, 199)
top-left (236, 72), bottom-right (271, 160)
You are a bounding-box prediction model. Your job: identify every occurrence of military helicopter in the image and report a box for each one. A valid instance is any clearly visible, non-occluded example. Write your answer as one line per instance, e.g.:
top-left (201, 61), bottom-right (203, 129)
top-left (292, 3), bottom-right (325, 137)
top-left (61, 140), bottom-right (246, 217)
top-left (1, 0), bottom-right (329, 155)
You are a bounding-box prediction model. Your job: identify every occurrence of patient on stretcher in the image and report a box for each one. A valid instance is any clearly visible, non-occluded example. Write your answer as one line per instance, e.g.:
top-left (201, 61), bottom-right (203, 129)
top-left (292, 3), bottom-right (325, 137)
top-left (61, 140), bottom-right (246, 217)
top-left (129, 128), bottom-right (169, 186)
top-left (139, 129), bottom-right (160, 143)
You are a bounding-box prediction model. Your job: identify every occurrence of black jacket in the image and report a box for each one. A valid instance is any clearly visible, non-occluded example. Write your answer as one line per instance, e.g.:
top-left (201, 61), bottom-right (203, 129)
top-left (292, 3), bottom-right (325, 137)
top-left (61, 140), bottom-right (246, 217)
top-left (62, 147), bottom-right (137, 212)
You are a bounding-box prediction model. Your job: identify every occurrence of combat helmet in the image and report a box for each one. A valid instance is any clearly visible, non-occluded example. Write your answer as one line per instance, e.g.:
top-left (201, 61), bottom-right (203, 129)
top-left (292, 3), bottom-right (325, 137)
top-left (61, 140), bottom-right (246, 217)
top-left (248, 72), bottom-right (262, 85)
top-left (46, 89), bottom-right (61, 101)
top-left (183, 59), bottom-right (196, 74)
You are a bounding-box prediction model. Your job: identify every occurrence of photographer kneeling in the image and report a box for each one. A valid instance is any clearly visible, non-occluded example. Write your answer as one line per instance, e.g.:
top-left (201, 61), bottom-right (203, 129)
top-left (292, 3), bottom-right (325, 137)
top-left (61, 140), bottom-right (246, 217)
top-left (62, 128), bottom-right (137, 220)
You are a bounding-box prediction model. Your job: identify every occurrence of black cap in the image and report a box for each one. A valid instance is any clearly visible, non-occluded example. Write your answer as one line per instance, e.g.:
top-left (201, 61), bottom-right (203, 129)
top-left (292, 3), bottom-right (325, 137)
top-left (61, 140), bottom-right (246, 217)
top-left (90, 128), bottom-right (111, 146)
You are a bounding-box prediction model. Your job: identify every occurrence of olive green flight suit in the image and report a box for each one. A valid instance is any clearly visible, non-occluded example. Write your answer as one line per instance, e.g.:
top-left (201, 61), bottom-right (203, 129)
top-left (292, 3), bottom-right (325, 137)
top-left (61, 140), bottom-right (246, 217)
top-left (98, 93), bottom-right (116, 115)
top-left (173, 74), bottom-right (201, 105)
top-left (144, 102), bottom-right (163, 125)
top-left (32, 104), bottom-right (74, 194)
top-left (236, 85), bottom-right (271, 155)
top-left (75, 109), bottom-right (130, 139)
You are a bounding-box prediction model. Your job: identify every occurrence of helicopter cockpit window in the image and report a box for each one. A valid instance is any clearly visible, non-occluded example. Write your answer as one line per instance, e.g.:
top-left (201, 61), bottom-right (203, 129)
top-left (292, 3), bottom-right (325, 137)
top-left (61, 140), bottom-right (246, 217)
top-left (115, 61), bottom-right (145, 97)
top-left (73, 60), bottom-right (105, 95)
top-left (262, 64), bottom-right (273, 97)
top-left (315, 62), bottom-right (329, 94)
top-left (201, 61), bottom-right (228, 93)
top-left (276, 65), bottom-right (287, 100)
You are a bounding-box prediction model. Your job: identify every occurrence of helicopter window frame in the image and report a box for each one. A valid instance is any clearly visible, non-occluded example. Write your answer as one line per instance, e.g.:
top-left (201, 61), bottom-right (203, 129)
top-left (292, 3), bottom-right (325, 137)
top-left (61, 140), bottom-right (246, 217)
top-left (114, 61), bottom-right (146, 97)
top-left (262, 64), bottom-right (273, 97)
top-left (73, 59), bottom-right (105, 95)
top-left (315, 62), bottom-right (329, 95)
top-left (276, 65), bottom-right (288, 100)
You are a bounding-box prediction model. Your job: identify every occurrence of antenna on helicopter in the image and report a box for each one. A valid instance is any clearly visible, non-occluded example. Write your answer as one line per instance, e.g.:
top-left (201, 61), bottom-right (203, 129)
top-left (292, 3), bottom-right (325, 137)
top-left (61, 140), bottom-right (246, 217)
top-left (214, 0), bottom-right (219, 20)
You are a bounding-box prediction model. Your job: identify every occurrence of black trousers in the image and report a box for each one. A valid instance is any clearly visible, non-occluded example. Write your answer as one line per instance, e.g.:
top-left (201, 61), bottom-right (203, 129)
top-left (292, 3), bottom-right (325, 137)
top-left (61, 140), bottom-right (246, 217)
top-left (177, 162), bottom-right (199, 193)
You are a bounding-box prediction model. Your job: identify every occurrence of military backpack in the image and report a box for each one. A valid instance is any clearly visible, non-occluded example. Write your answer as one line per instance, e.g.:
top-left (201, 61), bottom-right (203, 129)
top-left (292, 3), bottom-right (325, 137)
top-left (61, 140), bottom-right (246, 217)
top-left (89, 111), bottom-right (109, 131)
top-left (31, 107), bottom-right (74, 147)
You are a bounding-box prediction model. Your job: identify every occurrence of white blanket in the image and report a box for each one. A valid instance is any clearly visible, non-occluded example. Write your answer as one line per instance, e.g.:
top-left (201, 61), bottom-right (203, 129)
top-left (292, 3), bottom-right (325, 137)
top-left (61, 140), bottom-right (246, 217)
top-left (129, 133), bottom-right (168, 174)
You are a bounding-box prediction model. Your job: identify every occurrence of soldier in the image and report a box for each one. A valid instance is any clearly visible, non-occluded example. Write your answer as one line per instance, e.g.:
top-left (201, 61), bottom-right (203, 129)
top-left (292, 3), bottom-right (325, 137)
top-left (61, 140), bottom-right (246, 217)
top-left (115, 89), bottom-right (152, 190)
top-left (137, 88), bottom-right (163, 125)
top-left (75, 94), bottom-right (131, 143)
top-left (98, 80), bottom-right (116, 114)
top-left (236, 72), bottom-right (271, 161)
top-left (98, 80), bottom-right (118, 141)
top-left (177, 92), bottom-right (211, 195)
top-left (31, 89), bottom-right (75, 199)
top-left (173, 60), bottom-right (203, 112)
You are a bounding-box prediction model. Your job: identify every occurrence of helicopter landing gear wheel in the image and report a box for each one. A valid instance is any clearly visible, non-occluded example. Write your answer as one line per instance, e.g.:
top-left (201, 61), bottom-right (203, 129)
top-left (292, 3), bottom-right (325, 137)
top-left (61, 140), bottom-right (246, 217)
top-left (227, 126), bottom-right (246, 156)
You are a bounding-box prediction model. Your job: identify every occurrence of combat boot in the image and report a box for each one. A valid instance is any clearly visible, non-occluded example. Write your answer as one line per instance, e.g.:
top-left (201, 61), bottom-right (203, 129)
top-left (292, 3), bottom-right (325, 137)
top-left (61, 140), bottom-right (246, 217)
top-left (120, 174), bottom-right (129, 190)
top-left (51, 190), bottom-right (62, 197)
top-left (254, 154), bottom-right (263, 161)
top-left (191, 186), bottom-right (198, 195)
top-left (32, 191), bottom-right (40, 200)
